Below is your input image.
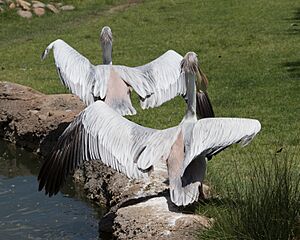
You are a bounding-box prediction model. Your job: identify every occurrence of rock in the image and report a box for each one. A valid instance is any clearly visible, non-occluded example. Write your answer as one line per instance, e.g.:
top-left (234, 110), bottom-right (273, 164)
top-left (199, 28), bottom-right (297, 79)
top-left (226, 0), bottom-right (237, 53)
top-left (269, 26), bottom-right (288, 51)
top-left (77, 160), bottom-right (212, 239)
top-left (33, 7), bottom-right (45, 16)
top-left (17, 9), bottom-right (32, 18)
top-left (74, 160), bottom-right (170, 208)
top-left (32, 2), bottom-right (45, 8)
top-left (55, 2), bottom-right (63, 7)
top-left (16, 0), bottom-right (31, 10)
top-left (111, 196), bottom-right (211, 239)
top-left (0, 82), bottom-right (84, 155)
top-left (0, 0), bottom-right (4, 4)
top-left (28, 109), bottom-right (39, 115)
top-left (32, 0), bottom-right (45, 8)
top-left (38, 114), bottom-right (47, 121)
top-left (9, 2), bottom-right (15, 9)
top-left (46, 3), bottom-right (59, 13)
top-left (0, 7), bottom-right (3, 12)
top-left (60, 5), bottom-right (75, 11)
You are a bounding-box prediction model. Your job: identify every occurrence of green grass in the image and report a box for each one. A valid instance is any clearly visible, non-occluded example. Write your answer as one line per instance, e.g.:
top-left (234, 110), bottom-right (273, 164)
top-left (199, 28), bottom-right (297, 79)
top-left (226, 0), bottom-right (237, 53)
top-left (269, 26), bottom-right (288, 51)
top-left (198, 149), bottom-right (300, 240)
top-left (1, 0), bottom-right (300, 238)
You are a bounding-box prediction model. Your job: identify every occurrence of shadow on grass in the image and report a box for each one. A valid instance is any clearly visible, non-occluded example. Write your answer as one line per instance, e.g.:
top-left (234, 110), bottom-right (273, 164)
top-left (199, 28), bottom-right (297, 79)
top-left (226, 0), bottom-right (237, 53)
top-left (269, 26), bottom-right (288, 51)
top-left (285, 8), bottom-right (300, 35)
top-left (291, 8), bottom-right (300, 21)
top-left (282, 61), bottom-right (300, 79)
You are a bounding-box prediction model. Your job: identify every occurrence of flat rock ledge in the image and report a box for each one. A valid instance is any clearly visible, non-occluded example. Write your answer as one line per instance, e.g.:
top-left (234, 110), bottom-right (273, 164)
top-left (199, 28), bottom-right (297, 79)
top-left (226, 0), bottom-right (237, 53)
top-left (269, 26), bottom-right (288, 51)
top-left (0, 81), bottom-right (85, 155)
top-left (0, 82), bottom-right (211, 239)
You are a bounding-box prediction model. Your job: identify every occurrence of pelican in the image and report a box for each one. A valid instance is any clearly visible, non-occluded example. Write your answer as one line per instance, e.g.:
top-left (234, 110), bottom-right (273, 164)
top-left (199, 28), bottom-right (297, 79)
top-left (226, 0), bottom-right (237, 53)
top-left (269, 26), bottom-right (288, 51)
top-left (41, 26), bottom-right (214, 118)
top-left (38, 52), bottom-right (261, 206)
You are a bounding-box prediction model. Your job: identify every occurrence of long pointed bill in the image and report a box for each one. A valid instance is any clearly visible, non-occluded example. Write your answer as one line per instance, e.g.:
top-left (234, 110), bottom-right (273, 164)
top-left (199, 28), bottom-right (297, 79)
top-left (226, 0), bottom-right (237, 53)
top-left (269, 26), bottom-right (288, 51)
top-left (195, 67), bottom-right (215, 118)
top-left (196, 92), bottom-right (215, 118)
top-left (196, 66), bottom-right (208, 92)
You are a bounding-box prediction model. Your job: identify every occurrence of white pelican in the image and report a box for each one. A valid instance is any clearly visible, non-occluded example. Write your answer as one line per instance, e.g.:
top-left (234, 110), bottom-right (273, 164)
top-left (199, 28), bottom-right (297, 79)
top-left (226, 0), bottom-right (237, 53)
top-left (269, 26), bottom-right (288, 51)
top-left (38, 52), bottom-right (261, 206)
top-left (41, 26), bottom-right (214, 118)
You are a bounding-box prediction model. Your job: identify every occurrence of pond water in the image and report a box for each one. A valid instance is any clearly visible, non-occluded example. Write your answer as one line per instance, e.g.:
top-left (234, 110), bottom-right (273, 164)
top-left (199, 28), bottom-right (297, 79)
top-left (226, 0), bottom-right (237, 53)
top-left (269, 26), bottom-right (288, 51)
top-left (0, 140), bottom-right (104, 240)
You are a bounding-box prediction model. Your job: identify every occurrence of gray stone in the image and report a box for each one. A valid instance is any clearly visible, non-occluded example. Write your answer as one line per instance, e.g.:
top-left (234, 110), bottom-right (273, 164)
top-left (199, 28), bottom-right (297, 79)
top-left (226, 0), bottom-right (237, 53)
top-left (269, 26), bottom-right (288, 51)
top-left (60, 5), bottom-right (75, 11)
top-left (112, 196), bottom-right (211, 239)
top-left (46, 3), bottom-right (59, 13)
top-left (17, 9), bottom-right (32, 18)
top-left (32, 1), bottom-right (45, 8)
top-left (9, 2), bottom-right (15, 9)
top-left (0, 82), bottom-right (84, 155)
top-left (17, 0), bottom-right (31, 10)
top-left (33, 7), bottom-right (45, 16)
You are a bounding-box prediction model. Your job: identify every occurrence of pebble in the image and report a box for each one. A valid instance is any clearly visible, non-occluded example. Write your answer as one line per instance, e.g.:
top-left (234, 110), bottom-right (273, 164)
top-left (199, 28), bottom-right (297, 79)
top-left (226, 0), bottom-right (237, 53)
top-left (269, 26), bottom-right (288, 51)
top-left (1, 0), bottom-right (74, 16)
top-left (9, 2), bottom-right (15, 9)
top-left (33, 7), bottom-right (44, 16)
top-left (17, 0), bottom-right (31, 11)
top-left (38, 114), bottom-right (47, 121)
top-left (17, 9), bottom-right (32, 18)
top-left (46, 3), bottom-right (59, 13)
top-left (60, 5), bottom-right (75, 11)
top-left (32, 2), bottom-right (45, 8)
top-left (32, 0), bottom-right (45, 7)
top-left (29, 109), bottom-right (39, 115)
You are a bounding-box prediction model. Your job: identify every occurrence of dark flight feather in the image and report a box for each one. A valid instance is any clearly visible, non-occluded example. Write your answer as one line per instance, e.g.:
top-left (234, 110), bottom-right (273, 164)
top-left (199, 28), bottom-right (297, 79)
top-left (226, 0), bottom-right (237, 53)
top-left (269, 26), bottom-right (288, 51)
top-left (196, 91), bottom-right (215, 119)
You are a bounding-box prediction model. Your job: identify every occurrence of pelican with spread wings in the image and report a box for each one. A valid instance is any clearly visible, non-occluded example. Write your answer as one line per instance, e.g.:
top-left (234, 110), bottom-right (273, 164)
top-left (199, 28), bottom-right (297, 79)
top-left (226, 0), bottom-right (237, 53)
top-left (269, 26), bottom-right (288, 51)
top-left (41, 26), bottom-right (214, 118)
top-left (38, 52), bottom-right (260, 206)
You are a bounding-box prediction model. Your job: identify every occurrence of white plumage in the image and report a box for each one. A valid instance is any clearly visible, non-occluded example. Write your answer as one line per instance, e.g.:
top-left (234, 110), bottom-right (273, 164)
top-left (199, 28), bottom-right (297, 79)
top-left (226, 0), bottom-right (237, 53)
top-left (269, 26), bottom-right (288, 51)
top-left (42, 40), bottom-right (151, 111)
top-left (38, 52), bottom-right (261, 206)
top-left (42, 26), bottom-right (188, 115)
top-left (38, 100), bottom-right (260, 206)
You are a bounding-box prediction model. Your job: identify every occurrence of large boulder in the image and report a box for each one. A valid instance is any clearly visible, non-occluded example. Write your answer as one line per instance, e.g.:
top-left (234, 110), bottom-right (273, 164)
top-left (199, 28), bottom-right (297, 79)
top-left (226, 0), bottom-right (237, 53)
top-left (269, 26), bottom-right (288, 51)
top-left (0, 82), bottom-right (84, 155)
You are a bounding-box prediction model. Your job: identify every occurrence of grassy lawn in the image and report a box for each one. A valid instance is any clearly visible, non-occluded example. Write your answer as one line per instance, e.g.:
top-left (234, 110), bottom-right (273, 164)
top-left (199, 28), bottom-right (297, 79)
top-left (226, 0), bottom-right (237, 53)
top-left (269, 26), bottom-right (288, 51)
top-left (1, 0), bottom-right (300, 238)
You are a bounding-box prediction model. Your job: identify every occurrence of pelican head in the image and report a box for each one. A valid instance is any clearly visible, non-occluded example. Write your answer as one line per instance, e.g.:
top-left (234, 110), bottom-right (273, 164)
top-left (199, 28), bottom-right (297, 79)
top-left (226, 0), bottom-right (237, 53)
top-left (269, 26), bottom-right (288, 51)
top-left (181, 52), bottom-right (199, 74)
top-left (181, 52), bottom-right (214, 119)
top-left (181, 52), bottom-right (198, 120)
top-left (100, 26), bottom-right (113, 44)
top-left (100, 26), bottom-right (113, 65)
top-left (181, 52), bottom-right (208, 92)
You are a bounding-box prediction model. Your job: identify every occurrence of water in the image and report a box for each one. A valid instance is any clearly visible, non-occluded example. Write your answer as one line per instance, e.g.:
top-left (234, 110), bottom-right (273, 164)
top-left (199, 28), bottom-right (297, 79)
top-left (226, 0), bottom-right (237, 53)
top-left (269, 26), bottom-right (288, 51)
top-left (0, 140), bottom-right (104, 240)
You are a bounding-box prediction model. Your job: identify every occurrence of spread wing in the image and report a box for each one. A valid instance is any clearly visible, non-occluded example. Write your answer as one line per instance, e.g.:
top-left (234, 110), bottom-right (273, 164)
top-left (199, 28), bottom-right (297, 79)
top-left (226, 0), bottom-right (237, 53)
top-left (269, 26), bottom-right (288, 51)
top-left (42, 39), bottom-right (151, 114)
top-left (38, 101), bottom-right (179, 196)
top-left (188, 118), bottom-right (261, 163)
top-left (169, 118), bottom-right (261, 206)
top-left (135, 50), bottom-right (186, 109)
top-left (42, 39), bottom-right (109, 105)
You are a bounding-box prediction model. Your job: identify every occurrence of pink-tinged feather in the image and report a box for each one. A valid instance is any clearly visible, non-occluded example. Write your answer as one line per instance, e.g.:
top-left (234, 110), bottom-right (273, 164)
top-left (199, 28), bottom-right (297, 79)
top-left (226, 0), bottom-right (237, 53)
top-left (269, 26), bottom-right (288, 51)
top-left (104, 68), bottom-right (136, 115)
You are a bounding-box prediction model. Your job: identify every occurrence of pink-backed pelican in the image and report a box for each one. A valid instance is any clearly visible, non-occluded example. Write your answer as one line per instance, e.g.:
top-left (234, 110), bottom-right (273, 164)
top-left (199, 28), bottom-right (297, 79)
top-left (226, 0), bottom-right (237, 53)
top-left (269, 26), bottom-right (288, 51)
top-left (38, 52), bottom-right (260, 206)
top-left (41, 26), bottom-right (214, 118)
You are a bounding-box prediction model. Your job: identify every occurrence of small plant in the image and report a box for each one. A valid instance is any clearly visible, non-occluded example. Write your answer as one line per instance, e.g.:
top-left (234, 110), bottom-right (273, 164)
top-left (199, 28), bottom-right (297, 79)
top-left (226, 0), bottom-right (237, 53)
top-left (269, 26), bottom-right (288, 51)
top-left (199, 149), bottom-right (300, 240)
